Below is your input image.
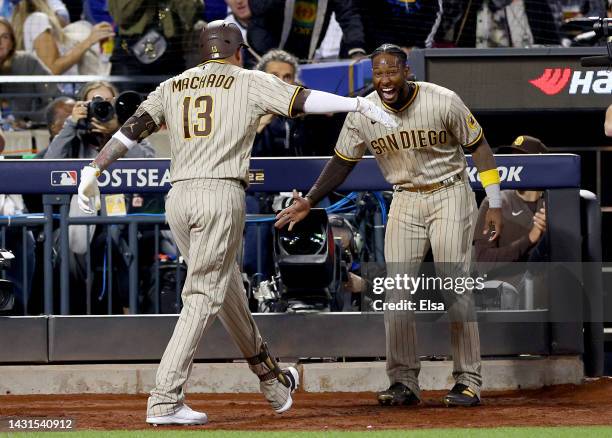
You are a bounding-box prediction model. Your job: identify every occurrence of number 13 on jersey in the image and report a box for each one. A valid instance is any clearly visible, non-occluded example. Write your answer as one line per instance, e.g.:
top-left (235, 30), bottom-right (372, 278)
top-left (182, 95), bottom-right (214, 139)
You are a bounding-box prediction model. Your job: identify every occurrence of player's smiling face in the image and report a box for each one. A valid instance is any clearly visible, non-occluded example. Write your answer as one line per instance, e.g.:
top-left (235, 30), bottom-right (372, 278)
top-left (372, 53), bottom-right (408, 105)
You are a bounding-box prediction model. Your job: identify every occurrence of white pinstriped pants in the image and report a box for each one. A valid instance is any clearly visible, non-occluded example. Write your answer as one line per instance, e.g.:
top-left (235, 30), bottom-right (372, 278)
top-left (384, 177), bottom-right (482, 399)
top-left (147, 179), bottom-right (263, 416)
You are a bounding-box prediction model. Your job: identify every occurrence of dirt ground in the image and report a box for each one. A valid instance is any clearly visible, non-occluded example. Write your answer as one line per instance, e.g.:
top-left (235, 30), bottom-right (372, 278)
top-left (1, 378), bottom-right (612, 431)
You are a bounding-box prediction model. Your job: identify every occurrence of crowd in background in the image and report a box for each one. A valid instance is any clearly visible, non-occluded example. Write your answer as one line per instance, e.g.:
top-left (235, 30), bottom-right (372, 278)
top-left (0, 0), bottom-right (609, 315)
top-left (0, 0), bottom-right (610, 128)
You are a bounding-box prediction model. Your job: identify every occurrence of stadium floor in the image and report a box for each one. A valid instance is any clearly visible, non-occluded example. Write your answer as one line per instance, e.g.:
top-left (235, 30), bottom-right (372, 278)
top-left (0, 378), bottom-right (611, 432)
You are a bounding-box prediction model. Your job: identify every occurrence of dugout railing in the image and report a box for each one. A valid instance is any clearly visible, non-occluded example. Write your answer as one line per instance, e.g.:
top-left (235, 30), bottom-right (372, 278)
top-left (0, 155), bottom-right (603, 377)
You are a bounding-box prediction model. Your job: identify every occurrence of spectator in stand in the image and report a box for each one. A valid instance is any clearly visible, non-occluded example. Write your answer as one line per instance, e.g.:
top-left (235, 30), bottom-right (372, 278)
top-left (0, 17), bottom-right (56, 124)
top-left (43, 81), bottom-right (155, 314)
top-left (248, 0), bottom-right (366, 61)
top-left (474, 135), bottom-right (548, 309)
top-left (1, 0), bottom-right (69, 25)
top-left (108, 0), bottom-right (203, 79)
top-left (355, 0), bottom-right (444, 52)
top-left (45, 95), bottom-right (74, 141)
top-left (253, 49), bottom-right (306, 157)
top-left (11, 0), bottom-right (114, 75)
top-left (436, 0), bottom-right (560, 48)
top-left (253, 49), bottom-right (340, 157)
top-left (225, 0), bottom-right (250, 41)
top-left (43, 81), bottom-right (134, 158)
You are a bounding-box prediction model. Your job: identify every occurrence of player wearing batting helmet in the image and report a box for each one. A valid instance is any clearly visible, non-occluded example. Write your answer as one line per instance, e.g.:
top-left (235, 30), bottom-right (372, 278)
top-left (77, 21), bottom-right (399, 425)
top-left (276, 43), bottom-right (504, 408)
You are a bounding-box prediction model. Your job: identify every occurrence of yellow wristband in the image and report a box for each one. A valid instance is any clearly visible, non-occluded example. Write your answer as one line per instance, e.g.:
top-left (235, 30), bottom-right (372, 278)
top-left (479, 168), bottom-right (500, 188)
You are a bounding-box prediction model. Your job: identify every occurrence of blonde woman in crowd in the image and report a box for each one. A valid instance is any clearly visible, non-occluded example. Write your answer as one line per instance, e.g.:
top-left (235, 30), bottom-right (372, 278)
top-left (11, 0), bottom-right (113, 75)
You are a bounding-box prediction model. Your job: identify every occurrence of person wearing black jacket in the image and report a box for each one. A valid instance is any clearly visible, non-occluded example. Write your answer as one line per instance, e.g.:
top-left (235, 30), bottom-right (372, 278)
top-left (355, 0), bottom-right (444, 51)
top-left (247, 0), bottom-right (366, 61)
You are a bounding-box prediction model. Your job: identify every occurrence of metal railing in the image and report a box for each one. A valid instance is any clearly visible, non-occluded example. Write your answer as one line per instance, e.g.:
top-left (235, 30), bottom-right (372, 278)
top-left (1, 194), bottom-right (384, 316)
top-left (1, 197), bottom-right (280, 316)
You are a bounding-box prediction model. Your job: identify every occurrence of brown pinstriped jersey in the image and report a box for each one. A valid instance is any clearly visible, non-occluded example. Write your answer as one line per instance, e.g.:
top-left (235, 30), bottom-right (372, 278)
top-left (138, 60), bottom-right (302, 185)
top-left (335, 82), bottom-right (483, 187)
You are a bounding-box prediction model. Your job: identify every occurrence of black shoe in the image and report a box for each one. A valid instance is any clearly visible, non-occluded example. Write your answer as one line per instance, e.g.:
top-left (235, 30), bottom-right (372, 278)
top-left (377, 382), bottom-right (420, 406)
top-left (444, 383), bottom-right (480, 407)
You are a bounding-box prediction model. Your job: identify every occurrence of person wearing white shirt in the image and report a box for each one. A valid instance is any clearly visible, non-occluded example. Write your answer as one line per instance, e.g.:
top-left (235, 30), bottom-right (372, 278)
top-left (1, 0), bottom-right (69, 24)
top-left (11, 0), bottom-right (113, 75)
top-left (224, 0), bottom-right (250, 41)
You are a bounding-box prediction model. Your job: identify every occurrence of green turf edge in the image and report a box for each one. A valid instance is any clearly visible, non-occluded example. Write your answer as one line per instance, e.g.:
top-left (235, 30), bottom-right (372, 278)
top-left (2, 426), bottom-right (612, 438)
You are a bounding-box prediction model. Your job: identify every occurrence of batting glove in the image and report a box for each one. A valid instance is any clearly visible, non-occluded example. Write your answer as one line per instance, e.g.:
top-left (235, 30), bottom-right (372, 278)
top-left (78, 165), bottom-right (101, 214)
top-left (356, 97), bottom-right (398, 129)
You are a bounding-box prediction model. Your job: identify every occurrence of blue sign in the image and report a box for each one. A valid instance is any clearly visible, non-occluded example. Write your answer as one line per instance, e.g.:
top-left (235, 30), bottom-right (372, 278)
top-left (0, 155), bottom-right (581, 194)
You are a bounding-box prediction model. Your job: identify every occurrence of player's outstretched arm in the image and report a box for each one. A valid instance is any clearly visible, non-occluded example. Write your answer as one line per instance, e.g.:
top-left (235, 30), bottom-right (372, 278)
top-left (293, 89), bottom-right (398, 129)
top-left (274, 153), bottom-right (357, 230)
top-left (471, 135), bottom-right (503, 242)
top-left (605, 104), bottom-right (612, 137)
top-left (77, 111), bottom-right (159, 214)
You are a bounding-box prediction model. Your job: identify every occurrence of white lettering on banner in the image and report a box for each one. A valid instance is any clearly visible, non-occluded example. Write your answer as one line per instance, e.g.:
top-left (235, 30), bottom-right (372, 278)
top-left (506, 166), bottom-right (523, 181)
top-left (161, 169), bottom-right (171, 186)
top-left (568, 71), bottom-right (612, 95)
top-left (467, 166), bottom-right (523, 183)
top-left (148, 168), bottom-right (158, 186)
top-left (98, 169), bottom-right (172, 187)
top-left (137, 169), bottom-right (148, 186)
top-left (593, 72), bottom-right (612, 94)
top-left (569, 71), bottom-right (594, 94)
top-left (124, 168), bottom-right (136, 186)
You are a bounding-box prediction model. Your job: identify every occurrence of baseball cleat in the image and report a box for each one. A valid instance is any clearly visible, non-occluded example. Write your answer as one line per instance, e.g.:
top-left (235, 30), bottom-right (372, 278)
top-left (261, 366), bottom-right (300, 414)
top-left (444, 383), bottom-right (480, 407)
top-left (377, 382), bottom-right (420, 406)
top-left (146, 404), bottom-right (208, 425)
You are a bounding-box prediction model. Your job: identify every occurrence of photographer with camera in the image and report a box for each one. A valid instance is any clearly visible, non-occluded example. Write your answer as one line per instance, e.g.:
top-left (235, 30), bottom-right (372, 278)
top-left (43, 80), bottom-right (155, 314)
top-left (44, 81), bottom-right (154, 160)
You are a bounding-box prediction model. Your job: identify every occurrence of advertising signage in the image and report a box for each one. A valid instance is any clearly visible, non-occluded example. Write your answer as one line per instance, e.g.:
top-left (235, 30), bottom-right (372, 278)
top-left (412, 48), bottom-right (611, 111)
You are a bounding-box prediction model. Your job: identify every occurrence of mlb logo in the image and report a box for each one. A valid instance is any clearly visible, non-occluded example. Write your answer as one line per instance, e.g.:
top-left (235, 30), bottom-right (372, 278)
top-left (51, 171), bottom-right (77, 186)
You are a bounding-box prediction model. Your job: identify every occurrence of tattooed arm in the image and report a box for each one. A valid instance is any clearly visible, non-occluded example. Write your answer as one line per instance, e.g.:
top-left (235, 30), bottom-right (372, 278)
top-left (92, 110), bottom-right (159, 171)
top-left (78, 110), bottom-right (159, 213)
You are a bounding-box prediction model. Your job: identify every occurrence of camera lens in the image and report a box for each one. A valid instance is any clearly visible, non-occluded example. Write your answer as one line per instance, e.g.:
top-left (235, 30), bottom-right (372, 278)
top-left (115, 91), bottom-right (143, 124)
top-left (90, 97), bottom-right (115, 123)
top-left (279, 231), bottom-right (326, 255)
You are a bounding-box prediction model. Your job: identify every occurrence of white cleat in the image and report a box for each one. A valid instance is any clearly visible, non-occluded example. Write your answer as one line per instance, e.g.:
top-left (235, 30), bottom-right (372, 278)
top-left (261, 366), bottom-right (300, 414)
top-left (146, 404), bottom-right (208, 426)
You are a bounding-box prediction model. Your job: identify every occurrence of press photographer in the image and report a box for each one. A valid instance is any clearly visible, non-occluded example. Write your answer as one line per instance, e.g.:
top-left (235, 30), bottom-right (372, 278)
top-left (42, 80), bottom-right (156, 314)
top-left (44, 81), bottom-right (154, 159)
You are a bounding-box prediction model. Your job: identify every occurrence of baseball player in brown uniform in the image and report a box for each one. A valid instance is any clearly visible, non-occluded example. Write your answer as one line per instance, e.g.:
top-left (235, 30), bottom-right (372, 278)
top-left (276, 44), bottom-right (503, 407)
top-left (76, 21), bottom-right (396, 425)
